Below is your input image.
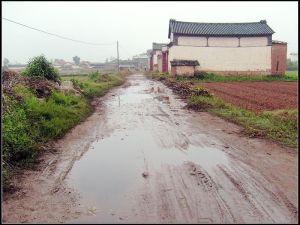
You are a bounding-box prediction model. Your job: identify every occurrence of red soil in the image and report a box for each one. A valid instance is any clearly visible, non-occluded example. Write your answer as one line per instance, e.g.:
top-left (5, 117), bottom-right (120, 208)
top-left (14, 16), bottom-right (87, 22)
top-left (200, 81), bottom-right (298, 112)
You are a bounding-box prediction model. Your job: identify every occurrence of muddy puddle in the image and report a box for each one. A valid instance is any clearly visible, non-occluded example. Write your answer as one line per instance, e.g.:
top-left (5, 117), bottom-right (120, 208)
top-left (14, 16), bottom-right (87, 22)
top-left (66, 75), bottom-right (232, 223)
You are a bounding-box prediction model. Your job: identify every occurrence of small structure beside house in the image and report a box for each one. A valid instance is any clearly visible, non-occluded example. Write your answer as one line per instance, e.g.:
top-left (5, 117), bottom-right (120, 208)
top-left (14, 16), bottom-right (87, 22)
top-left (170, 60), bottom-right (199, 77)
top-left (166, 19), bottom-right (288, 76)
top-left (271, 40), bottom-right (287, 75)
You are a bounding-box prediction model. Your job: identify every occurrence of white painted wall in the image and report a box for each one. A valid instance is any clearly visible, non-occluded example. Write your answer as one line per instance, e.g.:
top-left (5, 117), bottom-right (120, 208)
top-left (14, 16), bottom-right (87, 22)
top-left (208, 37), bottom-right (239, 47)
top-left (153, 50), bottom-right (162, 65)
top-left (170, 33), bottom-right (174, 42)
top-left (162, 46), bottom-right (168, 52)
top-left (176, 35), bottom-right (268, 47)
top-left (240, 37), bottom-right (268, 47)
top-left (178, 36), bottom-right (207, 46)
top-left (168, 45), bottom-right (272, 72)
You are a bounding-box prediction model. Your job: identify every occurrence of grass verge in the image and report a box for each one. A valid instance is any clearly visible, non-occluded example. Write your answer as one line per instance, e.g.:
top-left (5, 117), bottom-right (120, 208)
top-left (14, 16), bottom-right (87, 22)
top-left (176, 71), bottom-right (298, 82)
top-left (187, 95), bottom-right (297, 147)
top-left (3, 72), bottom-right (124, 190)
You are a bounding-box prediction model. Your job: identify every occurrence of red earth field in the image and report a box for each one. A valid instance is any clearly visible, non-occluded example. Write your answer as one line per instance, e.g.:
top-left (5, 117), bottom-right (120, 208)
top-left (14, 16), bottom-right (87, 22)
top-left (200, 81), bottom-right (298, 112)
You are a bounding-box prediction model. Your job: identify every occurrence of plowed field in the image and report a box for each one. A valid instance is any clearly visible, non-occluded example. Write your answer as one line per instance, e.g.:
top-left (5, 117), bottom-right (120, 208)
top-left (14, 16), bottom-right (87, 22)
top-left (200, 81), bottom-right (298, 112)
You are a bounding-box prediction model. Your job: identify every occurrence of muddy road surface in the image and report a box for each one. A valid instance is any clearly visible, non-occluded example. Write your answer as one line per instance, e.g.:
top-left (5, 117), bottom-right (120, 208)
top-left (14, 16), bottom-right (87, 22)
top-left (3, 74), bottom-right (298, 223)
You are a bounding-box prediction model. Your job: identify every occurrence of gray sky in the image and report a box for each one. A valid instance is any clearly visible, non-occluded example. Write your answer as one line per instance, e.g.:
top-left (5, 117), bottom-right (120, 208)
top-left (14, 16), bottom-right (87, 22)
top-left (2, 1), bottom-right (298, 64)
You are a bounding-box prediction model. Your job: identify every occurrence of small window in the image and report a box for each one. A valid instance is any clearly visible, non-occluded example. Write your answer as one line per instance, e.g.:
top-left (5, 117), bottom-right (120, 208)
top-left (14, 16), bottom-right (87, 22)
top-left (276, 61), bottom-right (279, 72)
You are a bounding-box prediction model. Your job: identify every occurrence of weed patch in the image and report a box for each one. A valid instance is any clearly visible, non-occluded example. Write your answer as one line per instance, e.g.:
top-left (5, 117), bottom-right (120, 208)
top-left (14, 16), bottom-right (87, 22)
top-left (3, 70), bottom-right (125, 190)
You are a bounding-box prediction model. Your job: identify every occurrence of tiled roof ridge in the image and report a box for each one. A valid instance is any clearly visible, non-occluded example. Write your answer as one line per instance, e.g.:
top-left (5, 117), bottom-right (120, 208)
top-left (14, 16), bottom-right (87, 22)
top-left (171, 20), bottom-right (266, 25)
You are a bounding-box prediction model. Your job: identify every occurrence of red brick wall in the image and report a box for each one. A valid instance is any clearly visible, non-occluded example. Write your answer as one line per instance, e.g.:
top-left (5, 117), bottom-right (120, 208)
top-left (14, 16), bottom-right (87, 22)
top-left (271, 43), bottom-right (287, 75)
top-left (162, 52), bottom-right (167, 73)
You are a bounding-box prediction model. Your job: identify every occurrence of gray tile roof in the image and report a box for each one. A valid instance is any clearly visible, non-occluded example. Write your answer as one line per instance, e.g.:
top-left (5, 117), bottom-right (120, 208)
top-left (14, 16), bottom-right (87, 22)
top-left (168, 19), bottom-right (275, 38)
top-left (152, 42), bottom-right (167, 50)
top-left (170, 60), bottom-right (199, 66)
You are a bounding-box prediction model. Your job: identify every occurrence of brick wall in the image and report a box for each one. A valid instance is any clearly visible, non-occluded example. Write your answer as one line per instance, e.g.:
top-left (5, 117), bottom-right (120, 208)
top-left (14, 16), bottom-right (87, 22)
top-left (271, 43), bottom-right (287, 75)
top-left (171, 66), bottom-right (195, 77)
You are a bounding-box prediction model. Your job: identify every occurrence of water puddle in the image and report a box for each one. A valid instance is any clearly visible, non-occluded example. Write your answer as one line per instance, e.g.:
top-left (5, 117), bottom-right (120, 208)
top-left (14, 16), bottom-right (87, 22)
top-left (67, 127), bottom-right (229, 222)
top-left (66, 74), bottom-right (231, 223)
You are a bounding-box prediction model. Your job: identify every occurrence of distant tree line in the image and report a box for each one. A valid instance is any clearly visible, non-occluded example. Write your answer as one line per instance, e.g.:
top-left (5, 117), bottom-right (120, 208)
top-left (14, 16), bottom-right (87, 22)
top-left (286, 58), bottom-right (298, 71)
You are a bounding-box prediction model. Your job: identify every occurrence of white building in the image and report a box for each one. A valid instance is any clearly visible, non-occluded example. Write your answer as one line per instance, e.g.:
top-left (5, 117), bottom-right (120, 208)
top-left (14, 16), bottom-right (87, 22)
top-left (167, 19), bottom-right (287, 75)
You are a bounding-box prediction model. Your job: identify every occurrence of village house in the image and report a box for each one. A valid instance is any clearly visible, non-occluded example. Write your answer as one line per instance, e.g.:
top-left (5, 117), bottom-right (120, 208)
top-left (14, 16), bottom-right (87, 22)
top-left (164, 19), bottom-right (287, 76)
top-left (132, 53), bottom-right (148, 71)
top-left (149, 43), bottom-right (167, 71)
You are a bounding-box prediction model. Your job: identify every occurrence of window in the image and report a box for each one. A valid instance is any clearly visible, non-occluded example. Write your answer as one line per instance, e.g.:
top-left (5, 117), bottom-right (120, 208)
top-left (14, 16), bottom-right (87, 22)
top-left (276, 61), bottom-right (279, 72)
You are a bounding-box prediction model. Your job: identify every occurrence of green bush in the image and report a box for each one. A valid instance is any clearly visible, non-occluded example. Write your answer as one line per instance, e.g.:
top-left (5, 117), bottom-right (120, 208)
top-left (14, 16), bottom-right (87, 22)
top-left (88, 70), bottom-right (100, 81)
top-left (22, 55), bottom-right (61, 83)
top-left (3, 87), bottom-right (91, 166)
top-left (2, 86), bottom-right (92, 190)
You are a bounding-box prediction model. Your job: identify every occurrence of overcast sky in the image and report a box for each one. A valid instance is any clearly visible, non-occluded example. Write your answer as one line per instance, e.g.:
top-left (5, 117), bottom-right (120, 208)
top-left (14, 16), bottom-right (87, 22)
top-left (2, 1), bottom-right (298, 64)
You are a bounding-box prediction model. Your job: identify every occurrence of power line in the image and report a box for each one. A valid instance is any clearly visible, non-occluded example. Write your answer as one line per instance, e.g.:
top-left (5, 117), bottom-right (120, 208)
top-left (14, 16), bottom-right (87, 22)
top-left (2, 17), bottom-right (115, 46)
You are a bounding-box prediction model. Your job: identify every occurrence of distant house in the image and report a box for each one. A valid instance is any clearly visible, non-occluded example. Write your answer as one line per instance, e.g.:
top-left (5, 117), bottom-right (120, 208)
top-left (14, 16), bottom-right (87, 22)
top-left (132, 53), bottom-right (148, 70)
top-left (90, 63), bottom-right (105, 69)
top-left (53, 59), bottom-right (66, 66)
top-left (149, 43), bottom-right (167, 71)
top-left (166, 19), bottom-right (287, 76)
top-left (62, 62), bottom-right (74, 69)
top-left (7, 64), bottom-right (27, 71)
top-left (79, 61), bottom-right (91, 68)
top-left (119, 64), bottom-right (135, 71)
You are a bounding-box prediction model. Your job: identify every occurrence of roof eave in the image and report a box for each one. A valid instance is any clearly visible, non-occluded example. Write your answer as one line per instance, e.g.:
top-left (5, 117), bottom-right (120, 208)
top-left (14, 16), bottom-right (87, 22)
top-left (172, 32), bottom-right (274, 37)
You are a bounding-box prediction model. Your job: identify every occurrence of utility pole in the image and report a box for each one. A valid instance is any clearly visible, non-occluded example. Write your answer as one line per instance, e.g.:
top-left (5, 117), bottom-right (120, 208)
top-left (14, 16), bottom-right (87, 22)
top-left (117, 40), bottom-right (120, 72)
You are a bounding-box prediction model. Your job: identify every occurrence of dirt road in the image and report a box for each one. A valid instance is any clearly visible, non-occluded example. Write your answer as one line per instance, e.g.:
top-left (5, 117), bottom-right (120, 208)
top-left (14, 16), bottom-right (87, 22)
top-left (3, 74), bottom-right (298, 223)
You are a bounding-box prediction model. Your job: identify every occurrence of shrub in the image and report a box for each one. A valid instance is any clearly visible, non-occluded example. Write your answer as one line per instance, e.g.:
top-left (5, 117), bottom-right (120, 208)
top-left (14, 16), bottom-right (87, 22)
top-left (191, 86), bottom-right (212, 97)
top-left (22, 55), bottom-right (61, 83)
top-left (194, 71), bottom-right (209, 79)
top-left (88, 70), bottom-right (100, 81)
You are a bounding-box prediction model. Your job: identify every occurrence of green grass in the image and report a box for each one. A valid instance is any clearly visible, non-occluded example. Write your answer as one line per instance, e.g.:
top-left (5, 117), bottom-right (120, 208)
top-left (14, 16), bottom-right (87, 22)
top-left (70, 73), bottom-right (124, 99)
top-left (3, 86), bottom-right (91, 190)
top-left (176, 71), bottom-right (298, 83)
top-left (145, 70), bottom-right (298, 83)
top-left (187, 95), bottom-right (298, 147)
top-left (3, 72), bottom-right (124, 190)
top-left (285, 70), bottom-right (298, 79)
top-left (61, 74), bottom-right (89, 81)
top-left (144, 71), bottom-right (170, 80)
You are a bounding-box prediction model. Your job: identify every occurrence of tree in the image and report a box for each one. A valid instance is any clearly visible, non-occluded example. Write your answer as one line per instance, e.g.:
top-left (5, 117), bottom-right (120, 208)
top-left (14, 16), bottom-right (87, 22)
top-left (286, 58), bottom-right (298, 71)
top-left (3, 58), bottom-right (9, 69)
top-left (73, 56), bottom-right (80, 65)
top-left (22, 55), bottom-right (61, 83)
